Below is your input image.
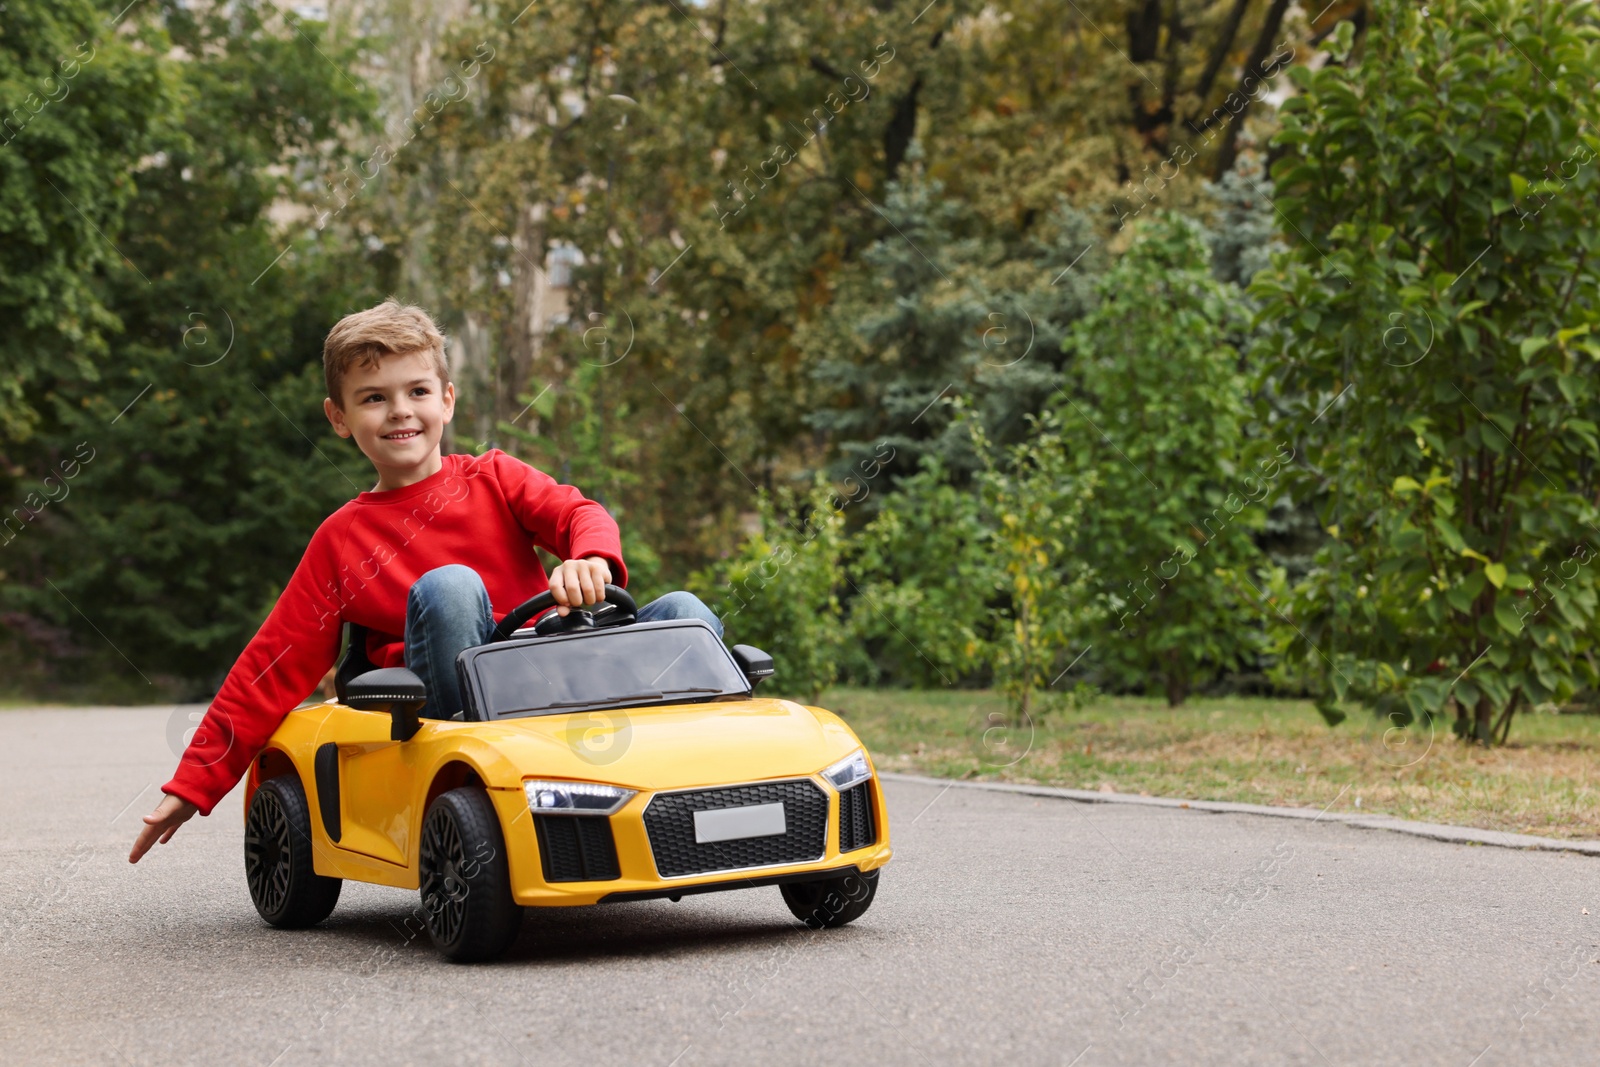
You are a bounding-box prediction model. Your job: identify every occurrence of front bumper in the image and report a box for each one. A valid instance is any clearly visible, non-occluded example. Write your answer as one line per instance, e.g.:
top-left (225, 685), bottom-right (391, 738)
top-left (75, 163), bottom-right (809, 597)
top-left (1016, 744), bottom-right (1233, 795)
top-left (490, 773), bottom-right (893, 907)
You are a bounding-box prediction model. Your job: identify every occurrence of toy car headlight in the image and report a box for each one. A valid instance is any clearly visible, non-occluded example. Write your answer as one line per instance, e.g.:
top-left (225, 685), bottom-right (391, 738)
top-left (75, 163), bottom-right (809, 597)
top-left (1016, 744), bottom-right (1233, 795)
top-left (821, 749), bottom-right (872, 792)
top-left (523, 779), bottom-right (636, 816)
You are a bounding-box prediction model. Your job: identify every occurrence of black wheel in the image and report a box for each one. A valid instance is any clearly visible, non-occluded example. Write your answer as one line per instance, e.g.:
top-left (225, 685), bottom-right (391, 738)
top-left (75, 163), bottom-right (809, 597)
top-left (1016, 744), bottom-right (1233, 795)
top-left (418, 787), bottom-right (523, 962)
top-left (780, 869), bottom-right (879, 929)
top-left (244, 776), bottom-right (341, 928)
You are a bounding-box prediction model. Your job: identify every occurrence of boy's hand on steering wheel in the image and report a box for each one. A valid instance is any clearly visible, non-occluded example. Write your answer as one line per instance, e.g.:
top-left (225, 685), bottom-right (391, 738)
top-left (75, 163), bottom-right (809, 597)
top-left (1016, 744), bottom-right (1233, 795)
top-left (547, 555), bottom-right (613, 615)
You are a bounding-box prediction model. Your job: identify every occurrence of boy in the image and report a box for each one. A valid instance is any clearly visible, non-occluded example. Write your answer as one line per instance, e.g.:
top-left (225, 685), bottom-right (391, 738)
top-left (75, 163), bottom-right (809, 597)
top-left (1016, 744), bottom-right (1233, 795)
top-left (130, 300), bottom-right (720, 863)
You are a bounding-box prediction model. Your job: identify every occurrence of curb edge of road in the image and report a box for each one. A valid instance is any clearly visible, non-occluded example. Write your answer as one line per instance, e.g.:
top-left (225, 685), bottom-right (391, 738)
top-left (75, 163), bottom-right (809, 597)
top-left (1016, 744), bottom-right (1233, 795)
top-left (878, 771), bottom-right (1600, 856)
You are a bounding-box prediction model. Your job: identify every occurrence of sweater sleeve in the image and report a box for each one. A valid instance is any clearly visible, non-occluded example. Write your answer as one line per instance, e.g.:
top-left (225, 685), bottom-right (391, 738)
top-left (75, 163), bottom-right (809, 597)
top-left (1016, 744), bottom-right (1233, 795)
top-left (484, 451), bottom-right (628, 587)
top-left (161, 524), bottom-right (345, 816)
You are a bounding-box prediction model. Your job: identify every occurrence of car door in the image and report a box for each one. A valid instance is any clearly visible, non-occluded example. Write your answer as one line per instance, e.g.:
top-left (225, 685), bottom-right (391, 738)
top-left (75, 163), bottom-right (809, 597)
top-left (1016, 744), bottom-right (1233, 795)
top-left (318, 706), bottom-right (426, 868)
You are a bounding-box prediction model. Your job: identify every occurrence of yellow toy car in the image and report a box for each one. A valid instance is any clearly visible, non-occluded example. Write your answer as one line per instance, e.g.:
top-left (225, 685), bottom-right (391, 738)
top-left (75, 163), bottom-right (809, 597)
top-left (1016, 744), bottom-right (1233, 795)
top-left (241, 585), bottom-right (890, 961)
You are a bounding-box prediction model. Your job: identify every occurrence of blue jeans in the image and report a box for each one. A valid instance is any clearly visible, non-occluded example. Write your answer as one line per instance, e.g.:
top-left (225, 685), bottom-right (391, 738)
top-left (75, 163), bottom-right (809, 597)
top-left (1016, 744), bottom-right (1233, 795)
top-left (403, 564), bottom-right (723, 719)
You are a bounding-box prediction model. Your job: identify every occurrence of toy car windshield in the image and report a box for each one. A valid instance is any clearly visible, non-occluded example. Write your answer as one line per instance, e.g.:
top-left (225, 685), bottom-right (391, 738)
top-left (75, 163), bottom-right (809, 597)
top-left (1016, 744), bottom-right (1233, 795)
top-left (461, 621), bottom-right (751, 719)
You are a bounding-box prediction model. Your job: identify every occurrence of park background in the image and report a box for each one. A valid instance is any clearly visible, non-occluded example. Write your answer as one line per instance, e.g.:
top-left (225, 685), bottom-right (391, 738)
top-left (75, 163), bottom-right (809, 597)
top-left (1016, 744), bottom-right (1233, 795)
top-left (4, 0), bottom-right (1599, 835)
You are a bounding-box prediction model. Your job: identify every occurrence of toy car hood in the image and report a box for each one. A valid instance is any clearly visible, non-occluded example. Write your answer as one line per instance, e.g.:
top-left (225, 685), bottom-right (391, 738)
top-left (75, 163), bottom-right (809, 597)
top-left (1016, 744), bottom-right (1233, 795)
top-left (282, 696), bottom-right (865, 794)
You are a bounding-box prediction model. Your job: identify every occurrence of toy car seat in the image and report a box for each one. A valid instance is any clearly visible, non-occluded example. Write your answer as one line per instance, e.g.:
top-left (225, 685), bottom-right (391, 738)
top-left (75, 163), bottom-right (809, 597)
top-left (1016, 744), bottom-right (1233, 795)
top-left (333, 623), bottom-right (377, 703)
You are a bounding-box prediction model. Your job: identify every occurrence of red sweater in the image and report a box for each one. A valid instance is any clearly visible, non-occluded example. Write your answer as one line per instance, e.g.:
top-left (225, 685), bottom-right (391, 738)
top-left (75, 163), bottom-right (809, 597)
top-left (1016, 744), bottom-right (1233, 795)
top-left (162, 450), bottom-right (626, 815)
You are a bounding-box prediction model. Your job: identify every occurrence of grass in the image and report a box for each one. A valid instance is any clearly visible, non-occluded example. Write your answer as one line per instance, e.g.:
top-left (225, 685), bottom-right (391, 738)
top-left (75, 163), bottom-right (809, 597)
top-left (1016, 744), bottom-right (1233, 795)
top-left (820, 686), bottom-right (1600, 840)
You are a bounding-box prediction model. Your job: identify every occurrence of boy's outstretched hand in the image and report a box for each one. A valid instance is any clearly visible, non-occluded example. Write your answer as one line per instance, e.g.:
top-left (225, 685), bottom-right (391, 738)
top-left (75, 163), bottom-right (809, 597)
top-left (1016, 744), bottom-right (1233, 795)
top-left (129, 793), bottom-right (198, 863)
top-left (547, 555), bottom-right (613, 615)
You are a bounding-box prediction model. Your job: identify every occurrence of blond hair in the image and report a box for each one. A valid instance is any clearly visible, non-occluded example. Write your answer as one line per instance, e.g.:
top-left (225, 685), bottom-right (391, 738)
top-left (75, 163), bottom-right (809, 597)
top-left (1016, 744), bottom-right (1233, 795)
top-left (322, 299), bottom-right (449, 405)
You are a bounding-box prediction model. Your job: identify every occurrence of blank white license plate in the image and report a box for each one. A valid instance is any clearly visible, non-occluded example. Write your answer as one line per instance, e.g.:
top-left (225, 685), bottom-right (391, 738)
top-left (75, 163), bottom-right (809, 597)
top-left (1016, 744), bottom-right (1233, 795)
top-left (693, 801), bottom-right (787, 844)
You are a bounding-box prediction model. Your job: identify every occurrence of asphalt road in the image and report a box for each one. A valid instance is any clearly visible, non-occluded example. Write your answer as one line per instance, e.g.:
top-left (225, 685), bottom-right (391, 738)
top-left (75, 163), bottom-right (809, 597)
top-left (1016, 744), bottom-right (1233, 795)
top-left (2, 705), bottom-right (1596, 1066)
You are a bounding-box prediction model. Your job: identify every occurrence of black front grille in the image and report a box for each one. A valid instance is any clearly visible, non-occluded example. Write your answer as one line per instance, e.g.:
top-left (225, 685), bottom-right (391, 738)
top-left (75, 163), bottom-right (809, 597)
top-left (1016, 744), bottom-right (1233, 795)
top-left (534, 816), bottom-right (621, 882)
top-left (644, 779), bottom-right (828, 877)
top-left (838, 781), bottom-right (876, 853)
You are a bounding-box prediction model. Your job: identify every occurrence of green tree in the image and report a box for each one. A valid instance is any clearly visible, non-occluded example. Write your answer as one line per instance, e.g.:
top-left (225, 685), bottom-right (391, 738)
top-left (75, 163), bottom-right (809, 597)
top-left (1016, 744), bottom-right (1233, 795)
top-left (1061, 213), bottom-right (1269, 705)
top-left (1205, 148), bottom-right (1284, 289)
top-left (0, 0), bottom-right (171, 443)
top-left (802, 153), bottom-right (1102, 491)
top-left (1252, 1), bottom-right (1600, 742)
top-left (2, 2), bottom-right (382, 687)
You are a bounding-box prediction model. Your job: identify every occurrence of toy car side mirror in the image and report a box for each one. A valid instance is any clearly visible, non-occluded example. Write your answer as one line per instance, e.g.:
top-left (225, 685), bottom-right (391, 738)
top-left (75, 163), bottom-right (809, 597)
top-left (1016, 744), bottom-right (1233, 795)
top-left (345, 667), bottom-right (427, 742)
top-left (730, 644), bottom-right (775, 689)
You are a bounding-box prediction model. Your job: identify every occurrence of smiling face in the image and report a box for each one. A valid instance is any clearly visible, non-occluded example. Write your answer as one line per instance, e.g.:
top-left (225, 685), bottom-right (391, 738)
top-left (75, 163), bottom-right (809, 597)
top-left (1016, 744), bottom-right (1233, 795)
top-left (323, 349), bottom-right (456, 492)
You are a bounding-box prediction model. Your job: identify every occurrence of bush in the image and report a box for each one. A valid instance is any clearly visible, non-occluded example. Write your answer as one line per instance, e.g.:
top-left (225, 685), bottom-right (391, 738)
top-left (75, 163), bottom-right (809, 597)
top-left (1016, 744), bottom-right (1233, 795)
top-left (848, 409), bottom-right (1098, 719)
top-left (846, 455), bottom-right (991, 687)
top-left (689, 477), bottom-right (845, 704)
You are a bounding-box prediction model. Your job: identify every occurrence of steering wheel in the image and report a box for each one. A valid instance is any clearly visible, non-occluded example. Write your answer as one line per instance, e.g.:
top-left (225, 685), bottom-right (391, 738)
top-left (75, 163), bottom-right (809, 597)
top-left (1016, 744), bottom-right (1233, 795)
top-left (492, 583), bottom-right (638, 642)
